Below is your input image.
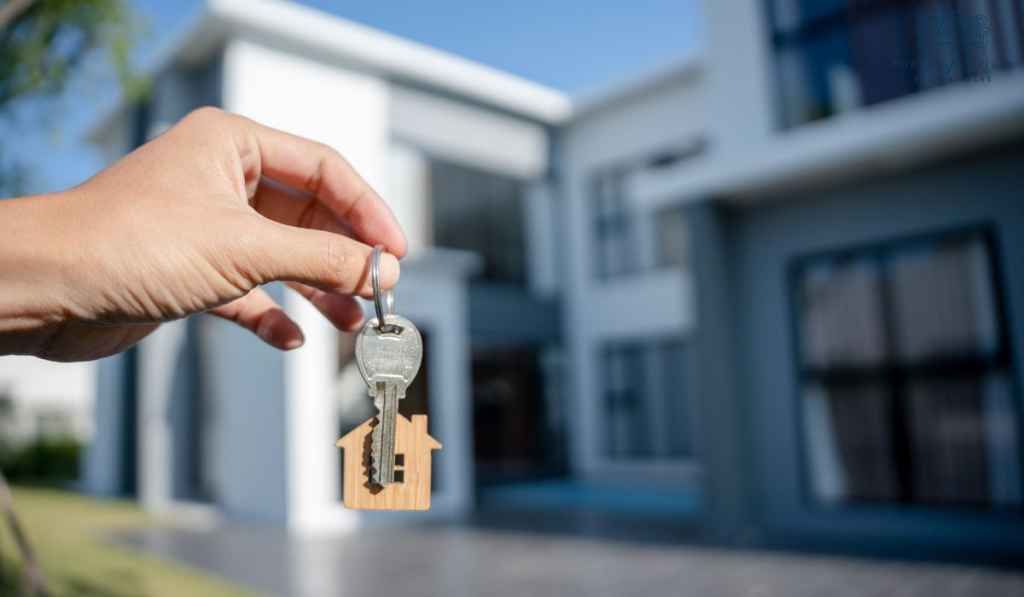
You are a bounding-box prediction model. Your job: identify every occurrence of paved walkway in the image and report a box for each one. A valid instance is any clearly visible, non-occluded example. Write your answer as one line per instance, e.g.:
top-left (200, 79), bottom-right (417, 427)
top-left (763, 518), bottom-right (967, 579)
top-left (112, 521), bottom-right (1024, 597)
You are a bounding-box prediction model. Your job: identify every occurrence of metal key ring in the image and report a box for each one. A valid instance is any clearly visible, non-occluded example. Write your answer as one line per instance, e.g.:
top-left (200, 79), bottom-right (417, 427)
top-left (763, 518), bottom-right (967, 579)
top-left (370, 245), bottom-right (400, 333)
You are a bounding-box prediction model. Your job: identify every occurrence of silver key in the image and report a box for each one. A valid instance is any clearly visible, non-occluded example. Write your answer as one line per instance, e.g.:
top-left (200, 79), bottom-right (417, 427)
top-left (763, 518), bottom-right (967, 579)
top-left (355, 313), bottom-right (422, 486)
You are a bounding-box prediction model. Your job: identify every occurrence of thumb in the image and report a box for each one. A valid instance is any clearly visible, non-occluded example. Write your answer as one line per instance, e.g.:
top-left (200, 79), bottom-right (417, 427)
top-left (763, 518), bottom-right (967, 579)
top-left (253, 221), bottom-right (400, 297)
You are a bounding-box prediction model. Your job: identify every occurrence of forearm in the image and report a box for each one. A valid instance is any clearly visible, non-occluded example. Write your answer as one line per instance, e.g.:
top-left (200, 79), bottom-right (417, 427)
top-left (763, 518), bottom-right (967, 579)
top-left (0, 193), bottom-right (73, 357)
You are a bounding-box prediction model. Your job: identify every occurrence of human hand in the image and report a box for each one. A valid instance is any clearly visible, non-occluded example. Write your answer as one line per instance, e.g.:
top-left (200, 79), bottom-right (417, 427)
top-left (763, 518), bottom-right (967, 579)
top-left (0, 107), bottom-right (406, 362)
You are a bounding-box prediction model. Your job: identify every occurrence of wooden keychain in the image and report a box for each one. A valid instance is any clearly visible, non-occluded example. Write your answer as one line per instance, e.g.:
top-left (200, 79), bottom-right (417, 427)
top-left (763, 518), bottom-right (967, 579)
top-left (336, 246), bottom-right (440, 510)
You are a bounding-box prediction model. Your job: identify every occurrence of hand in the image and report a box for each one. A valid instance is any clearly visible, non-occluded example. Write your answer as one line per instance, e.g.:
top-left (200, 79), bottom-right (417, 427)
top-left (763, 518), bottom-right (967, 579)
top-left (0, 107), bottom-right (406, 362)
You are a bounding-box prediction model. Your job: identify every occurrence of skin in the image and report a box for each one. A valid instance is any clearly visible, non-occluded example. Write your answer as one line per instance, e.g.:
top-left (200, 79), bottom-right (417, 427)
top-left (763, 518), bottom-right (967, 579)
top-left (0, 107), bottom-right (406, 362)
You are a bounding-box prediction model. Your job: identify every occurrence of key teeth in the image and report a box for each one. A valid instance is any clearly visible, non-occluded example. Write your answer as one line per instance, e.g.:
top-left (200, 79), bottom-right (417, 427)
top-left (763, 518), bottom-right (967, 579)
top-left (369, 416), bottom-right (383, 484)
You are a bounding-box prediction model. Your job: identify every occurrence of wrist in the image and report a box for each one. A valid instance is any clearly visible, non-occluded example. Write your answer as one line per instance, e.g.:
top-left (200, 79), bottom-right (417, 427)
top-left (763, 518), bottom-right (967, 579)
top-left (0, 191), bottom-right (78, 358)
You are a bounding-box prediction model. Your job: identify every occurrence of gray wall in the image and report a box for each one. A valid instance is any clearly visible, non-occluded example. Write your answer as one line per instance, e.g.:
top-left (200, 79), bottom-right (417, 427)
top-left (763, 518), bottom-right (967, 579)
top-left (693, 142), bottom-right (1024, 560)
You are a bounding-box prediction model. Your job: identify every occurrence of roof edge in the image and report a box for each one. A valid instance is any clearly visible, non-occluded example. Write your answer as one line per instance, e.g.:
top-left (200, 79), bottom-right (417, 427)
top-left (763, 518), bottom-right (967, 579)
top-left (571, 52), bottom-right (703, 120)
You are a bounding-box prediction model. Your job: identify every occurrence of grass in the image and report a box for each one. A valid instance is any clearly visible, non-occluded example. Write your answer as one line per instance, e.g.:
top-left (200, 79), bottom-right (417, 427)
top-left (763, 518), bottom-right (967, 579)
top-left (0, 486), bottom-right (258, 597)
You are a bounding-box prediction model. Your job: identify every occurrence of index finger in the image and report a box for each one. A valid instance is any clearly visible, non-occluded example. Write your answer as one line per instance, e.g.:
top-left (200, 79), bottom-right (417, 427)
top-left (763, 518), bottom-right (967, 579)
top-left (232, 113), bottom-right (407, 258)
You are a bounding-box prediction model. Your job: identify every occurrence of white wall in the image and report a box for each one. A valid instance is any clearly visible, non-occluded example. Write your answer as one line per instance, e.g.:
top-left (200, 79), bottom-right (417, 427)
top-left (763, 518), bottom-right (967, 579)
top-left (701, 0), bottom-right (777, 154)
top-left (386, 143), bottom-right (431, 253)
top-left (390, 82), bottom-right (549, 179)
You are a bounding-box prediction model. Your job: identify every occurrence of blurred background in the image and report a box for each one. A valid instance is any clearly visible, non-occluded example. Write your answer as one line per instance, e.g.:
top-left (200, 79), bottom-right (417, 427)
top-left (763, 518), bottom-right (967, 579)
top-left (1, 0), bottom-right (1024, 595)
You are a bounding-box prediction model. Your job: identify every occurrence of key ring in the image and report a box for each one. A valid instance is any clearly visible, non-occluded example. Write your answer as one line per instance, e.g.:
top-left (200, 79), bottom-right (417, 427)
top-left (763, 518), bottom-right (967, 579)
top-left (371, 245), bottom-right (401, 334)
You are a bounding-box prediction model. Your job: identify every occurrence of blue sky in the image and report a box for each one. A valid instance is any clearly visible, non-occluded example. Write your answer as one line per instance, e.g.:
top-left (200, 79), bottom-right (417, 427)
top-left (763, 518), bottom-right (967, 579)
top-left (15, 0), bottom-right (702, 193)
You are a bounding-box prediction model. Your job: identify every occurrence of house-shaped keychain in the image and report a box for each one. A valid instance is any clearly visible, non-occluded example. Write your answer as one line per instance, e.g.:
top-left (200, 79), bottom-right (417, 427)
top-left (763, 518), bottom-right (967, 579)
top-left (336, 414), bottom-right (441, 510)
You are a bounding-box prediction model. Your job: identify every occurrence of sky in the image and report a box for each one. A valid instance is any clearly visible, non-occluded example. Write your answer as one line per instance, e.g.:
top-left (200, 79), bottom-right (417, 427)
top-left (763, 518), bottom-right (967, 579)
top-left (13, 0), bottom-right (702, 194)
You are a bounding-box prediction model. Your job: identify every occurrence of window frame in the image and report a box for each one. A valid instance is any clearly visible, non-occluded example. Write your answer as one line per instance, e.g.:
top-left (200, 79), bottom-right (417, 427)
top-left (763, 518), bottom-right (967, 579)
top-left (588, 139), bottom-right (706, 280)
top-left (763, 0), bottom-right (1024, 129)
top-left (428, 157), bottom-right (529, 286)
top-left (598, 336), bottom-right (696, 464)
top-left (787, 223), bottom-right (1023, 513)
top-left (590, 167), bottom-right (636, 280)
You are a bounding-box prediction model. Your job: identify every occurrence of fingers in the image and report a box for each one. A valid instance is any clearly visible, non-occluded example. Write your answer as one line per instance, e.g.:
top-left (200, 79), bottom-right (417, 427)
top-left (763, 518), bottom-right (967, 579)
top-left (251, 179), bottom-right (353, 237)
top-left (256, 220), bottom-right (400, 298)
top-left (287, 282), bottom-right (365, 332)
top-left (209, 287), bottom-right (304, 350)
top-left (229, 112), bottom-right (407, 257)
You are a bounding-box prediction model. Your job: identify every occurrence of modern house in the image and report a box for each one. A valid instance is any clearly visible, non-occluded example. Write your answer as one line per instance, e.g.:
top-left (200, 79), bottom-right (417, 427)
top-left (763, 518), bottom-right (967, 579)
top-left (83, 0), bottom-right (1024, 562)
top-left (84, 0), bottom-right (566, 529)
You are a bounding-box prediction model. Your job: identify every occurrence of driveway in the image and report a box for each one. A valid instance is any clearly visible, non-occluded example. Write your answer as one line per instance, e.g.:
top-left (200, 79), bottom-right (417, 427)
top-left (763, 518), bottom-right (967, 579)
top-left (112, 518), bottom-right (1024, 597)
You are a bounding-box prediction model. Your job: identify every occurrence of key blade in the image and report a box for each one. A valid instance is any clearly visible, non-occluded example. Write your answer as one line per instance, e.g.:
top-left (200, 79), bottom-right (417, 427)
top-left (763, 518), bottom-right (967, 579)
top-left (370, 381), bottom-right (400, 486)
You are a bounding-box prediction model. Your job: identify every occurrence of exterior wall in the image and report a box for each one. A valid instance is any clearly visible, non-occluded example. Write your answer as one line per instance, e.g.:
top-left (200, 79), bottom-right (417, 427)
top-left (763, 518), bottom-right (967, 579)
top-left (701, 0), bottom-right (777, 153)
top-left (390, 86), bottom-right (549, 179)
top-left (85, 355), bottom-right (131, 496)
top-left (386, 142), bottom-right (431, 253)
top-left (560, 72), bottom-right (704, 480)
top-left (721, 143), bottom-right (1024, 558)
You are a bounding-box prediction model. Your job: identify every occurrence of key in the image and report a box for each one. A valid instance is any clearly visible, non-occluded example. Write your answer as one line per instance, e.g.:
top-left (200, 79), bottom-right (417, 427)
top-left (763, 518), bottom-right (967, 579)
top-left (354, 312), bottom-right (422, 487)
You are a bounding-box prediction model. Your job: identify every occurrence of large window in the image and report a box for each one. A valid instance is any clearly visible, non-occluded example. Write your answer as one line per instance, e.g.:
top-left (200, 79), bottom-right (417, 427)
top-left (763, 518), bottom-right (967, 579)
top-left (601, 339), bottom-right (693, 461)
top-left (430, 160), bottom-right (526, 285)
top-left (767, 0), bottom-right (1024, 128)
top-left (793, 228), bottom-right (1022, 509)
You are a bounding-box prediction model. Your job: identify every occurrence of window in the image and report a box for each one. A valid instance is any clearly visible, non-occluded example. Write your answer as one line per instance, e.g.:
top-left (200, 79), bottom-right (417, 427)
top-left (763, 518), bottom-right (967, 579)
top-left (655, 205), bottom-right (690, 269)
top-left (793, 228), bottom-right (1021, 509)
top-left (430, 160), bottom-right (526, 285)
top-left (591, 168), bottom-right (636, 279)
top-left (767, 0), bottom-right (1024, 128)
top-left (591, 142), bottom-right (701, 279)
top-left (601, 339), bottom-right (693, 461)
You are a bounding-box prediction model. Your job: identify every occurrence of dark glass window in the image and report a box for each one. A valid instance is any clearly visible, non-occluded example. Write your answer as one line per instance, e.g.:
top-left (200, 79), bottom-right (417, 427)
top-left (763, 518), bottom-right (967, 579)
top-left (602, 339), bottom-right (693, 461)
top-left (767, 0), bottom-right (1024, 128)
top-left (590, 140), bottom-right (703, 279)
top-left (655, 205), bottom-right (691, 269)
top-left (794, 228), bottom-right (1022, 509)
top-left (430, 160), bottom-right (526, 285)
top-left (592, 168), bottom-right (636, 279)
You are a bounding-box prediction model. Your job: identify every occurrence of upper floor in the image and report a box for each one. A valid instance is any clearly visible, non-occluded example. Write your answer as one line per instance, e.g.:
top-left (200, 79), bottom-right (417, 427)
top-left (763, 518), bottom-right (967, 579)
top-left (88, 0), bottom-right (570, 308)
top-left (87, 0), bottom-right (1024, 295)
top-left (632, 0), bottom-right (1024, 207)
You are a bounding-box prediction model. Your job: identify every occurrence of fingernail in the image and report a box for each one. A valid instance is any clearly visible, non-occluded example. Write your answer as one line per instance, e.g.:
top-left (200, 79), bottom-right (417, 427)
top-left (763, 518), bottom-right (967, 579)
top-left (345, 314), bottom-right (365, 333)
top-left (380, 252), bottom-right (401, 288)
top-left (258, 313), bottom-right (305, 350)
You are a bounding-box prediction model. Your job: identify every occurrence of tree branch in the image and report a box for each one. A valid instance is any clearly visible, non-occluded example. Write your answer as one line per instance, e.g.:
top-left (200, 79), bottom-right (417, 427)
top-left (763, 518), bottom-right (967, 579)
top-left (0, 469), bottom-right (50, 597)
top-left (0, 0), bottom-right (35, 31)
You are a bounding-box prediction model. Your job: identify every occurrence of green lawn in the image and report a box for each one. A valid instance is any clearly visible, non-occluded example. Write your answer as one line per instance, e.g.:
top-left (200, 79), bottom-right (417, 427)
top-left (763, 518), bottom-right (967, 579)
top-left (0, 487), bottom-right (257, 597)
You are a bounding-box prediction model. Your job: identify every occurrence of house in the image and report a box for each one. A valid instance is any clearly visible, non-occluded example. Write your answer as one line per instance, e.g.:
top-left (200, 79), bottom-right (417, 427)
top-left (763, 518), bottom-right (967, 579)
top-left (336, 414), bottom-right (441, 511)
top-left (83, 0), bottom-right (563, 531)
top-left (82, 0), bottom-right (1024, 563)
top-left (551, 0), bottom-right (1024, 562)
